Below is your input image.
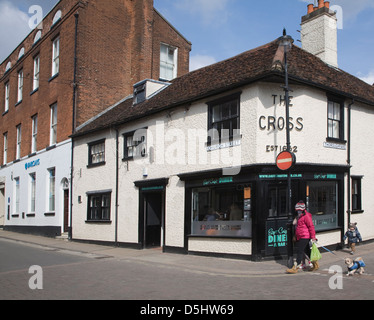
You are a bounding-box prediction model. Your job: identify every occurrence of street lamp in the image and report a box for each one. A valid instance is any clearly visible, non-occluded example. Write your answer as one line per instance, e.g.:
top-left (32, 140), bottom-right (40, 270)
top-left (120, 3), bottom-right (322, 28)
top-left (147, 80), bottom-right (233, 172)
top-left (277, 29), bottom-right (295, 267)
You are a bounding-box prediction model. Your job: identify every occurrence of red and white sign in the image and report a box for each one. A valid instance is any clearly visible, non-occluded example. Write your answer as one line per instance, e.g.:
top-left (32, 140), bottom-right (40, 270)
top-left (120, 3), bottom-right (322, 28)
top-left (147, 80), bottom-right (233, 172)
top-left (276, 151), bottom-right (295, 171)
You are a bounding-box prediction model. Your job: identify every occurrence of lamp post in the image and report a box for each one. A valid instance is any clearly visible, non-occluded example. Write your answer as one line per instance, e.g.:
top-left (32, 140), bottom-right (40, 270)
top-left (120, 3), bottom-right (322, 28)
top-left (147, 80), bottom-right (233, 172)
top-left (278, 29), bottom-right (295, 267)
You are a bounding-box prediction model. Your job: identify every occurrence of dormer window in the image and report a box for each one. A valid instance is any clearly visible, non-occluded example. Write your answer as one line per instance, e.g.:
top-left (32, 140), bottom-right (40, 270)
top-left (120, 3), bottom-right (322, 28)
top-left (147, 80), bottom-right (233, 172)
top-left (133, 82), bottom-right (146, 105)
top-left (133, 79), bottom-right (170, 105)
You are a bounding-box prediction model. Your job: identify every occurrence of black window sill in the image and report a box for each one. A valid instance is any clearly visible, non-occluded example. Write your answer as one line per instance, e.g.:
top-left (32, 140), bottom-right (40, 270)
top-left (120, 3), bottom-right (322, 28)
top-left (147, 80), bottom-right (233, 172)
top-left (46, 144), bottom-right (56, 151)
top-left (85, 220), bottom-right (112, 224)
top-left (44, 212), bottom-right (55, 216)
top-left (49, 73), bottom-right (59, 82)
top-left (87, 161), bottom-right (106, 169)
top-left (26, 213), bottom-right (35, 217)
top-left (30, 88), bottom-right (39, 96)
top-left (15, 100), bottom-right (22, 107)
top-left (326, 137), bottom-right (347, 144)
top-left (352, 210), bottom-right (364, 214)
top-left (2, 110), bottom-right (8, 116)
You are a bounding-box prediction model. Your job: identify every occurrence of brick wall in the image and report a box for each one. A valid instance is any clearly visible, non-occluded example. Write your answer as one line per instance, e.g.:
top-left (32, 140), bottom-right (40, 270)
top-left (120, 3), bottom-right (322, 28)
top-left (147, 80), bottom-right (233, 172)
top-left (0, 0), bottom-right (191, 163)
top-left (0, 0), bottom-right (78, 163)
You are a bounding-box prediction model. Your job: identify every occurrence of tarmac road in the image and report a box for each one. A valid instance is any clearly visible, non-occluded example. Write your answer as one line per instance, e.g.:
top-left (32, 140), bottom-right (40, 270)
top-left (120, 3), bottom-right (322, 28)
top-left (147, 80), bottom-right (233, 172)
top-left (1, 229), bottom-right (374, 302)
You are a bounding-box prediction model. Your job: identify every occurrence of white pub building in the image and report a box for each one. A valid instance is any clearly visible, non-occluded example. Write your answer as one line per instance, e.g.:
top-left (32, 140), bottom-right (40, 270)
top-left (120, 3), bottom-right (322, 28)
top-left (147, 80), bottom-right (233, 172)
top-left (70, 2), bottom-right (374, 259)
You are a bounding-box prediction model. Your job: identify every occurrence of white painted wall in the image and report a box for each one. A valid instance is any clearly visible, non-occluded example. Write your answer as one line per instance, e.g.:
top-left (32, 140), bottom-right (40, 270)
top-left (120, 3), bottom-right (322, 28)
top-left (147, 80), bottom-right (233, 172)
top-left (72, 82), bottom-right (374, 254)
top-left (1, 140), bottom-right (71, 232)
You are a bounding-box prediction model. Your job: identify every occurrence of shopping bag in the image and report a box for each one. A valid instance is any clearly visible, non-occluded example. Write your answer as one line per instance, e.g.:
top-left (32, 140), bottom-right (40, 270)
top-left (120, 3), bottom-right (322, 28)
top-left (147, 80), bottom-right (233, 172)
top-left (310, 243), bottom-right (322, 261)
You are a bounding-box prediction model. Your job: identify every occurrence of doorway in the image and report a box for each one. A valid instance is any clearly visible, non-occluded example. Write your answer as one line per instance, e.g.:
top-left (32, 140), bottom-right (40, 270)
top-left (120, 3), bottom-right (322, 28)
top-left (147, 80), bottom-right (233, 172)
top-left (63, 189), bottom-right (69, 233)
top-left (255, 180), bottom-right (300, 258)
top-left (0, 186), bottom-right (5, 226)
top-left (139, 192), bottom-right (164, 248)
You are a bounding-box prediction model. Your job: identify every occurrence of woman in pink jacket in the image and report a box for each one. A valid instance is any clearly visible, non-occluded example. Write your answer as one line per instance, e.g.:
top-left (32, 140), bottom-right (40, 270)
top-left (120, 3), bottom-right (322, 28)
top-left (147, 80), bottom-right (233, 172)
top-left (287, 201), bottom-right (317, 274)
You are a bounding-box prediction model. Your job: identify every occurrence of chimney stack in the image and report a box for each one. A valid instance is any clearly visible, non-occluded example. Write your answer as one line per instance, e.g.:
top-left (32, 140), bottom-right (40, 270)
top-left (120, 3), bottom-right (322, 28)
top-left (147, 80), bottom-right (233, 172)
top-left (301, 1), bottom-right (338, 68)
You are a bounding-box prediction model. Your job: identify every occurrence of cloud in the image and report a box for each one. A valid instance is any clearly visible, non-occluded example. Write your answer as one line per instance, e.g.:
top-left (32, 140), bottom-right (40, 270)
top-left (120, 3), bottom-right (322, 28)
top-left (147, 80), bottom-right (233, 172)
top-left (190, 55), bottom-right (217, 71)
top-left (358, 70), bottom-right (374, 85)
top-left (0, 1), bottom-right (30, 62)
top-left (174, 0), bottom-right (231, 25)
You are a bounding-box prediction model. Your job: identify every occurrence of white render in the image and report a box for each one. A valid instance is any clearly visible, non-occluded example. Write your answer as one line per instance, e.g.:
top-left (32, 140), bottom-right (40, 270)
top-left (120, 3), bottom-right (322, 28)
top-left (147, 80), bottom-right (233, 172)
top-left (0, 139), bottom-right (71, 235)
top-left (301, 11), bottom-right (338, 68)
top-left (72, 81), bottom-right (374, 256)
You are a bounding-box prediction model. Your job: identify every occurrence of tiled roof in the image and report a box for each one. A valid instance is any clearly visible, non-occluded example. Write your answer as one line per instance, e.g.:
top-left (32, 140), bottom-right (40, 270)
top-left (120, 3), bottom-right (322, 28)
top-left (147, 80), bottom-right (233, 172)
top-left (73, 39), bottom-right (374, 137)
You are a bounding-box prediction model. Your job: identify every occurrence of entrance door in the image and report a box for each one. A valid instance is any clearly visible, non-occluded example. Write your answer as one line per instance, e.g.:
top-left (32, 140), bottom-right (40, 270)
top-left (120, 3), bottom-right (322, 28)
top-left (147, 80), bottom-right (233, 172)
top-left (0, 187), bottom-right (5, 226)
top-left (63, 189), bottom-right (69, 232)
top-left (255, 180), bottom-right (300, 258)
top-left (265, 182), bottom-right (289, 256)
top-left (144, 193), bottom-right (162, 247)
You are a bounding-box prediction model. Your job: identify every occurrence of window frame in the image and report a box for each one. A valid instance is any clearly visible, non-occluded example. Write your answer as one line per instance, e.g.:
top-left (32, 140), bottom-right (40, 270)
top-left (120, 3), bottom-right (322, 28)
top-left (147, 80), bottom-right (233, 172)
top-left (207, 92), bottom-right (241, 145)
top-left (16, 124), bottom-right (22, 160)
top-left (52, 36), bottom-right (60, 77)
top-left (3, 132), bottom-right (8, 165)
top-left (88, 139), bottom-right (106, 167)
top-left (33, 55), bottom-right (40, 91)
top-left (31, 115), bottom-right (38, 154)
top-left (4, 82), bottom-right (9, 113)
top-left (86, 192), bottom-right (112, 222)
top-left (123, 128), bottom-right (147, 161)
top-left (50, 103), bottom-right (57, 146)
top-left (29, 172), bottom-right (36, 213)
top-left (47, 168), bottom-right (56, 212)
top-left (14, 177), bottom-right (20, 215)
top-left (351, 176), bottom-right (363, 213)
top-left (160, 43), bottom-right (178, 81)
top-left (17, 69), bottom-right (23, 103)
top-left (327, 97), bottom-right (345, 142)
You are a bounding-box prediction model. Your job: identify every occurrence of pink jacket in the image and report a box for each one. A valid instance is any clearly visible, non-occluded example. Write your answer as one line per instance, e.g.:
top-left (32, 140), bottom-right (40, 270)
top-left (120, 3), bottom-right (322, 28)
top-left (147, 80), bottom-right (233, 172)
top-left (295, 211), bottom-right (316, 241)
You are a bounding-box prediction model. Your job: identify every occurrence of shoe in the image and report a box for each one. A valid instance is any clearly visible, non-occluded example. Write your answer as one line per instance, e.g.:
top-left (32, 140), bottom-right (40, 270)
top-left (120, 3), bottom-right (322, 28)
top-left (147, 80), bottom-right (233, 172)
top-left (286, 264), bottom-right (301, 274)
top-left (350, 251), bottom-right (354, 255)
top-left (309, 261), bottom-right (319, 272)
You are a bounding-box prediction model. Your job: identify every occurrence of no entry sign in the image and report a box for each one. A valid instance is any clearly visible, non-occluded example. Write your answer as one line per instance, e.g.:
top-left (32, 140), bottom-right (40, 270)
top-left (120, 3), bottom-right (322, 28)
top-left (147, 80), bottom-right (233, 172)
top-left (276, 151), bottom-right (296, 171)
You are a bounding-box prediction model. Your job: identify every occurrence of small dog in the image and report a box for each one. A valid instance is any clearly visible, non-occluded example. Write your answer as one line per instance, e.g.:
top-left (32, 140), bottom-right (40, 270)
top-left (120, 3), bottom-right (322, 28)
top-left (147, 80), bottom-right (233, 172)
top-left (344, 257), bottom-right (366, 276)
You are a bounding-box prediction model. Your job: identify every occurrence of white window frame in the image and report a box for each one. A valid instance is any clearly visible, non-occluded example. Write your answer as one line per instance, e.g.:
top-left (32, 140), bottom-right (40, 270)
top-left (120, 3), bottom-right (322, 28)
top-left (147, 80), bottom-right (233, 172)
top-left (17, 69), bottom-right (23, 103)
top-left (31, 115), bottom-right (38, 153)
top-left (52, 37), bottom-right (60, 76)
top-left (50, 103), bottom-right (57, 145)
top-left (33, 55), bottom-right (40, 91)
top-left (16, 125), bottom-right (21, 159)
top-left (160, 43), bottom-right (178, 81)
top-left (48, 168), bottom-right (55, 212)
top-left (14, 177), bottom-right (20, 215)
top-left (4, 82), bottom-right (9, 112)
top-left (29, 173), bottom-right (36, 213)
top-left (3, 133), bottom-right (7, 165)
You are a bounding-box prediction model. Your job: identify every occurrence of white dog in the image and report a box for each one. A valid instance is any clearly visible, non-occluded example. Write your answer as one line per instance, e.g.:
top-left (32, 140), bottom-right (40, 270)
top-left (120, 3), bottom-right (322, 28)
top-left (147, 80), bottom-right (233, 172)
top-left (344, 257), bottom-right (366, 276)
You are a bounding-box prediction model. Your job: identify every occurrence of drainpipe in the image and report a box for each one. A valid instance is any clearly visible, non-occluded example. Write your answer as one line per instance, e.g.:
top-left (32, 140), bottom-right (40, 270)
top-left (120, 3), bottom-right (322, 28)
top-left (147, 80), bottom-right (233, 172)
top-left (69, 12), bottom-right (79, 240)
top-left (115, 128), bottom-right (119, 245)
top-left (346, 99), bottom-right (354, 236)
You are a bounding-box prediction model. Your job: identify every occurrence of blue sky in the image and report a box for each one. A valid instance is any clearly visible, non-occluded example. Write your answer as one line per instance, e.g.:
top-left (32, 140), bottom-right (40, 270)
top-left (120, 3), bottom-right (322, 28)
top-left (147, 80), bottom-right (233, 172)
top-left (1, 0), bottom-right (374, 84)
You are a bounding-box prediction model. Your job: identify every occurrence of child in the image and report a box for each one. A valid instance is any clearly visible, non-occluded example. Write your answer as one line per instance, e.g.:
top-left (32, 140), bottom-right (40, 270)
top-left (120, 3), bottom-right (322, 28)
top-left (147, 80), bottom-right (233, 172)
top-left (343, 223), bottom-right (362, 255)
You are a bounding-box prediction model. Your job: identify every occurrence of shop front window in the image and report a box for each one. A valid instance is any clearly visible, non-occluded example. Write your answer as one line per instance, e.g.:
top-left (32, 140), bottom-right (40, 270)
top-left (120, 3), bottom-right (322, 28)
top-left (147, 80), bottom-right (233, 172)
top-left (307, 181), bottom-right (338, 231)
top-left (191, 185), bottom-right (252, 237)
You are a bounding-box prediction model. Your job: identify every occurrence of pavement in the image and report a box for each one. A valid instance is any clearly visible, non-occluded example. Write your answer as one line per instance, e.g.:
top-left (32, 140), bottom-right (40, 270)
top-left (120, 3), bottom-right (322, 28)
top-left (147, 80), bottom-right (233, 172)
top-left (1, 228), bottom-right (373, 278)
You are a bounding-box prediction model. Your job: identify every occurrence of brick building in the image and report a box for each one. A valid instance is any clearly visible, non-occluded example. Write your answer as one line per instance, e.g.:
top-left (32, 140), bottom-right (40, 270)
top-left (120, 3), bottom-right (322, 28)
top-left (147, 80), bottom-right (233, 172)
top-left (0, 0), bottom-right (191, 236)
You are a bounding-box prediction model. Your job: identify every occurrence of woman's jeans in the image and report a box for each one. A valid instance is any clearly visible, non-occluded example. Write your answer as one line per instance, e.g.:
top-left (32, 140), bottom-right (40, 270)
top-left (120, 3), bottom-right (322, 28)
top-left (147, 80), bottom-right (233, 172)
top-left (296, 238), bottom-right (311, 265)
